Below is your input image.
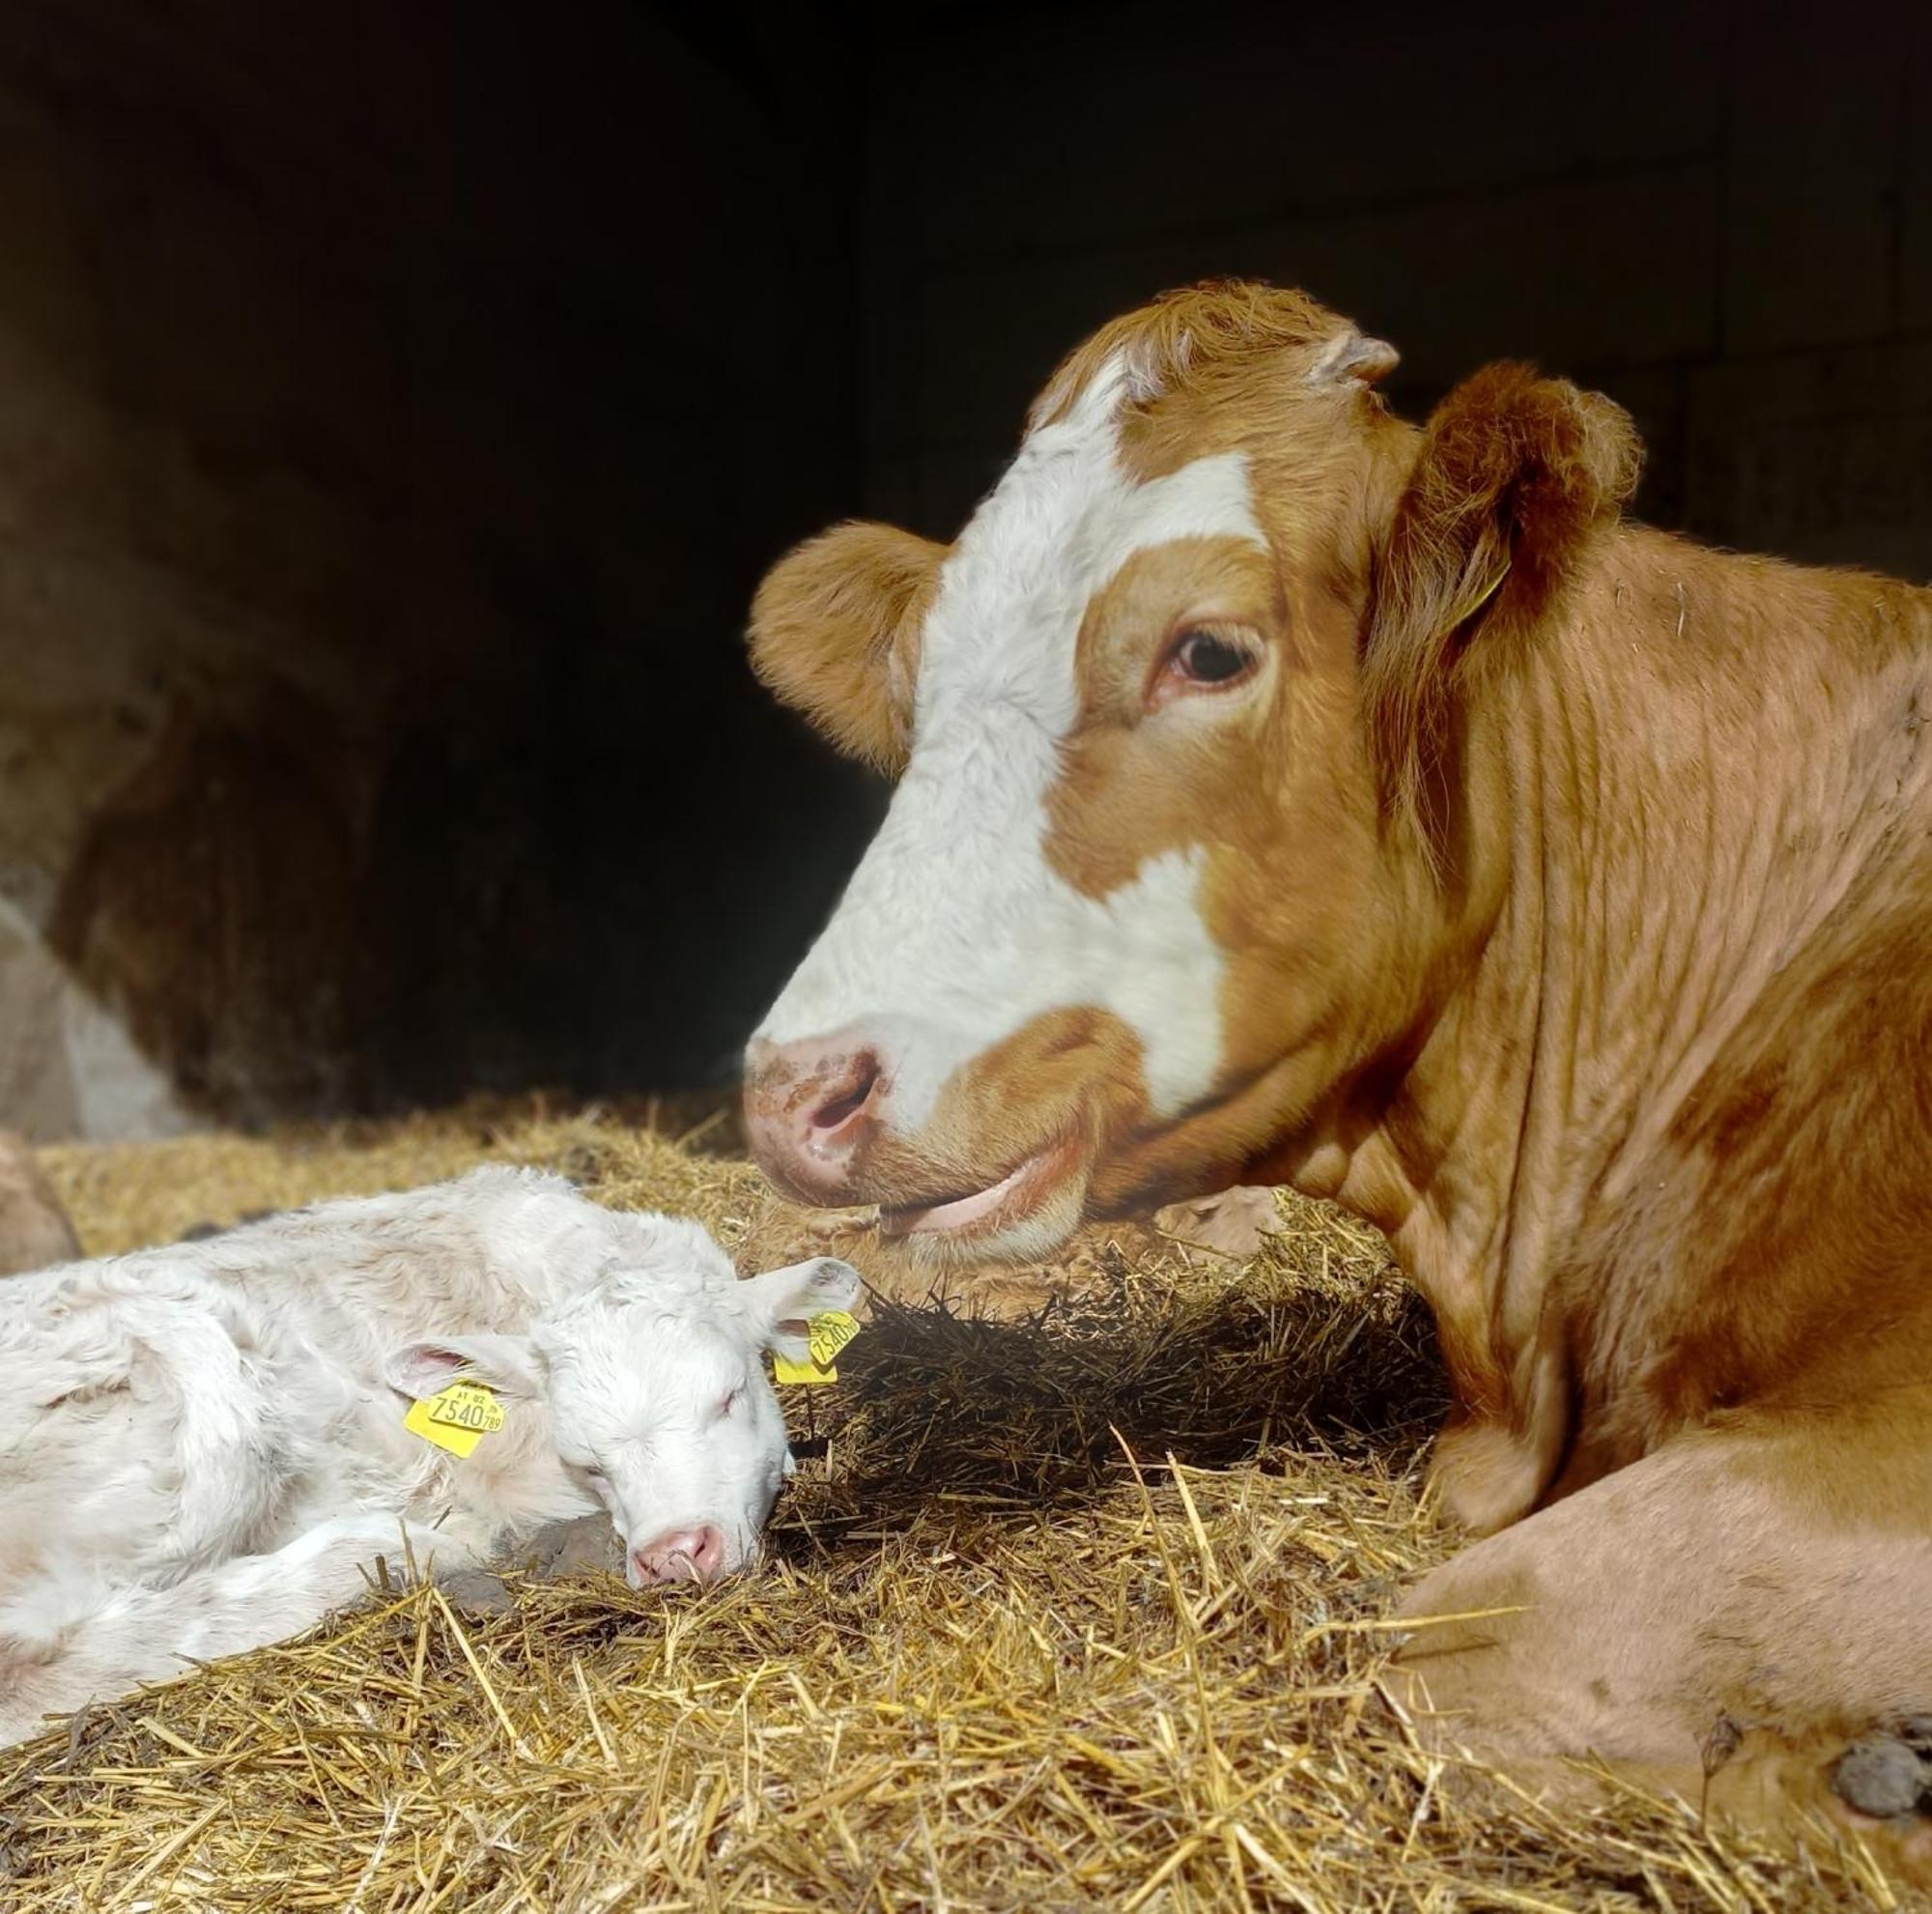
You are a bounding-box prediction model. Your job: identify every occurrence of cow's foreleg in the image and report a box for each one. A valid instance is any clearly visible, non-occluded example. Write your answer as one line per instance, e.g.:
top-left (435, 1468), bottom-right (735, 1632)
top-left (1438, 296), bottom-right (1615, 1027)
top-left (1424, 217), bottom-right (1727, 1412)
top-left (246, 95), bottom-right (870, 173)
top-left (1385, 1398), bottom-right (1932, 1878)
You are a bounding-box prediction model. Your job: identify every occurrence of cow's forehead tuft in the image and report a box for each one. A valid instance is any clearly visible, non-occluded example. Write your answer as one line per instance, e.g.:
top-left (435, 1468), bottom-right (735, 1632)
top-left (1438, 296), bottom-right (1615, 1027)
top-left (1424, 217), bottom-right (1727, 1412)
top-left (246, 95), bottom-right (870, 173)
top-left (1028, 281), bottom-right (1348, 433)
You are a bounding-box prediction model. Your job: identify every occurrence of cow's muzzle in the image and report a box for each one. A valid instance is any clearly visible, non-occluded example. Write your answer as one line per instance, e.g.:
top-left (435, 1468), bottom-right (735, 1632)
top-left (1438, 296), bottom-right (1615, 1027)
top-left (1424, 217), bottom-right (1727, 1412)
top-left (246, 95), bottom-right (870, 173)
top-left (742, 1030), bottom-right (1093, 1250)
top-left (742, 1032), bottom-right (887, 1205)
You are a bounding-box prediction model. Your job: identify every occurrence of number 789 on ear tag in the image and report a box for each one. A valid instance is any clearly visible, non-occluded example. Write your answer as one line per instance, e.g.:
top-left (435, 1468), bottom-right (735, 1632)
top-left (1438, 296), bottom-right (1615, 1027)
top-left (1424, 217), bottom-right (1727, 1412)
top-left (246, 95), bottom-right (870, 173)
top-left (772, 1310), bottom-right (861, 1386)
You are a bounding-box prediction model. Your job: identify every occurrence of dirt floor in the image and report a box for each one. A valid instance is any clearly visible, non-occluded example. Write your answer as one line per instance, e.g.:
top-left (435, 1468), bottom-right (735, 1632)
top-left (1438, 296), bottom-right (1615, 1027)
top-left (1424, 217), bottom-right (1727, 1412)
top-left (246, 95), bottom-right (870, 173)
top-left (0, 1101), bottom-right (1914, 1910)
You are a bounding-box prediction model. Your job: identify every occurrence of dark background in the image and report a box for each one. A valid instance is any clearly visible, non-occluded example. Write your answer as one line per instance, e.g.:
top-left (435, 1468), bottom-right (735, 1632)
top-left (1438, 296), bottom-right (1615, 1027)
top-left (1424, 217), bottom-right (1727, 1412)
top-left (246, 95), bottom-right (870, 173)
top-left (1, 0), bottom-right (1927, 1137)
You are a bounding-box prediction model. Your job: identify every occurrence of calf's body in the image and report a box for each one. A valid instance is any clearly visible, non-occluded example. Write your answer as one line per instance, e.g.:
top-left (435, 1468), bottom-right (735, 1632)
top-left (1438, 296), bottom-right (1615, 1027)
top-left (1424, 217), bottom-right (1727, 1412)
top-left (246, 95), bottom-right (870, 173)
top-left (0, 1167), bottom-right (855, 1744)
top-left (743, 282), bottom-right (1932, 1866)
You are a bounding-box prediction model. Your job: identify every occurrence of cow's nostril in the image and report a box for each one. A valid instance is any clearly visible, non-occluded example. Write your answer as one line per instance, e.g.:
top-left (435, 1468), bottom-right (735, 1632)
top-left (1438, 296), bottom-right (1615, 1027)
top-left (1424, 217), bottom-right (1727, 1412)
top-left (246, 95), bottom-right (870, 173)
top-left (809, 1053), bottom-right (880, 1132)
top-left (743, 1036), bottom-right (887, 1199)
top-left (633, 1523), bottom-right (729, 1585)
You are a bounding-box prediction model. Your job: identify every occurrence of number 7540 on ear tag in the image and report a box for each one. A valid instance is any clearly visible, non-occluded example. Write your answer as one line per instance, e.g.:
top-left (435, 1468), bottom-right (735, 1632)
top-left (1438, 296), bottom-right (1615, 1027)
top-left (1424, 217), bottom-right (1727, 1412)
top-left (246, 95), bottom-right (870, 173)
top-left (404, 1380), bottom-right (506, 1458)
top-left (772, 1310), bottom-right (861, 1386)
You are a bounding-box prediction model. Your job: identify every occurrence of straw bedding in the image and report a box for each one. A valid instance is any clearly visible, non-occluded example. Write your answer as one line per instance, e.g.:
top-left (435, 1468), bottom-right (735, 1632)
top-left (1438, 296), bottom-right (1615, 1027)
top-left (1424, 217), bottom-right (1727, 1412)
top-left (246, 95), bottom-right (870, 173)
top-left (1, 1101), bottom-right (1911, 1910)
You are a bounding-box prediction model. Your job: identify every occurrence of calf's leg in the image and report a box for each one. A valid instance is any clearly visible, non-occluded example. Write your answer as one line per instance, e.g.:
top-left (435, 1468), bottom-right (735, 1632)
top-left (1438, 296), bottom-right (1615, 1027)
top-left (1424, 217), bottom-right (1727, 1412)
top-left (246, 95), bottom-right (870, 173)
top-left (0, 1515), bottom-right (446, 1747)
top-left (1387, 1396), bottom-right (1932, 1877)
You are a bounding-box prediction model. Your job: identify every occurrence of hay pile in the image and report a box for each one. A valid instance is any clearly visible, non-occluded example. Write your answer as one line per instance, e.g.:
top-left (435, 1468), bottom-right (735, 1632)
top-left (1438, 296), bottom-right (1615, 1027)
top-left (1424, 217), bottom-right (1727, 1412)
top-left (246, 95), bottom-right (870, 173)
top-left (1, 1103), bottom-right (1908, 1910)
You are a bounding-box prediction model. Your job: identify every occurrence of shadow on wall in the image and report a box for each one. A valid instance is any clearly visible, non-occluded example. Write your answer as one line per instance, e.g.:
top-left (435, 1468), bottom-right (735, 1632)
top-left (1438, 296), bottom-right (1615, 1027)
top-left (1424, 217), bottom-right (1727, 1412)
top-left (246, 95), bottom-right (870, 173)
top-left (0, 0), bottom-right (878, 1139)
top-left (48, 709), bottom-right (357, 1120)
top-left (9, 674), bottom-right (884, 1140)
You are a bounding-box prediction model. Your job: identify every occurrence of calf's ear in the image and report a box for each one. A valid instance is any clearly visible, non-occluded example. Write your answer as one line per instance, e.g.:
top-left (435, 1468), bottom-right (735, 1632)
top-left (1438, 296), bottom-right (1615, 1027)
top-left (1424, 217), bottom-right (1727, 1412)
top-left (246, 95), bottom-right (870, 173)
top-left (738, 1256), bottom-right (863, 1360)
top-left (386, 1333), bottom-right (548, 1402)
top-left (1363, 363), bottom-right (1641, 836)
top-left (749, 522), bottom-right (945, 778)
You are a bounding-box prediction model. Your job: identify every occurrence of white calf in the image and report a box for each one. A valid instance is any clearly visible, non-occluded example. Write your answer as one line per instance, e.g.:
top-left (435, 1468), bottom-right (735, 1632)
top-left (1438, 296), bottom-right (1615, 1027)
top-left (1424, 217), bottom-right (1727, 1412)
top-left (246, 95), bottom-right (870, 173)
top-left (0, 1165), bottom-right (857, 1745)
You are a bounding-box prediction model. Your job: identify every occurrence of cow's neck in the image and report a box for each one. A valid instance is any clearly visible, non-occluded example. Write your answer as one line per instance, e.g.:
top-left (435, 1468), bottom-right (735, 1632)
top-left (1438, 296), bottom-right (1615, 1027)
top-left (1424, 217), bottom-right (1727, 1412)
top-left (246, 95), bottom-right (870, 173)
top-left (1288, 528), bottom-right (1927, 1530)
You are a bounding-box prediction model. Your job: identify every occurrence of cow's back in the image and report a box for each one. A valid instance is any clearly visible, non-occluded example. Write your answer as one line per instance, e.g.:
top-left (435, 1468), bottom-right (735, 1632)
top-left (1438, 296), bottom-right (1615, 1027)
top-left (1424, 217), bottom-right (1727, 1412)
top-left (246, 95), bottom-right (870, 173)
top-left (0, 1166), bottom-right (721, 1600)
top-left (187, 1166), bottom-right (604, 1331)
top-left (0, 1168), bottom-right (612, 1596)
top-left (0, 1255), bottom-right (314, 1596)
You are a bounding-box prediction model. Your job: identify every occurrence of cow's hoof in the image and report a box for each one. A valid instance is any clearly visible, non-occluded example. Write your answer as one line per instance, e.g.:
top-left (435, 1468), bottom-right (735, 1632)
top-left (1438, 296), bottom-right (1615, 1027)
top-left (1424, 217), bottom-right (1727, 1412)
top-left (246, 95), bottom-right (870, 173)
top-left (1832, 1722), bottom-right (1932, 1820)
top-left (513, 1514), bottom-right (625, 1580)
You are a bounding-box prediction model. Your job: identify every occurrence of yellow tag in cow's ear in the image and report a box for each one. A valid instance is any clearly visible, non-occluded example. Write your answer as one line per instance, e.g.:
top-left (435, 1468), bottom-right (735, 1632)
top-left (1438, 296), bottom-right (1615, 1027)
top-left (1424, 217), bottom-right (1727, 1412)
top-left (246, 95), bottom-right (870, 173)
top-left (772, 1309), bottom-right (861, 1386)
top-left (404, 1379), bottom-right (506, 1458)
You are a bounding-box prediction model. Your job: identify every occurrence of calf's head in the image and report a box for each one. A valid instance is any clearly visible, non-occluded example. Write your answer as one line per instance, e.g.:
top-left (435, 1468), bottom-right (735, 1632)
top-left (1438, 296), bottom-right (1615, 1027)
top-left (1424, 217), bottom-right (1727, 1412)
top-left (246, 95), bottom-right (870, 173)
top-left (745, 281), bottom-right (1638, 1256)
top-left (389, 1246), bottom-right (860, 1585)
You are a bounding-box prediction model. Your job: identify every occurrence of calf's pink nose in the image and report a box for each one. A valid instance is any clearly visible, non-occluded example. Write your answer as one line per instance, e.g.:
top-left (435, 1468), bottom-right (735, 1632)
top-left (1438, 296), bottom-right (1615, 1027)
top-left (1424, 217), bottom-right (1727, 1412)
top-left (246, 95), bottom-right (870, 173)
top-left (632, 1524), bottom-right (727, 1585)
top-left (742, 1035), bottom-right (884, 1201)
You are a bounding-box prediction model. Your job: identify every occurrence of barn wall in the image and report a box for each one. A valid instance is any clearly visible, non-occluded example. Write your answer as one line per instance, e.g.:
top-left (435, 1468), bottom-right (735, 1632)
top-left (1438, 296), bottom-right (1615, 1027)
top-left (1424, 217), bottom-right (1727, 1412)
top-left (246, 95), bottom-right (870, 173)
top-left (3, 0), bottom-right (1927, 1141)
top-left (858, 0), bottom-right (1932, 582)
top-left (0, 0), bottom-right (876, 1137)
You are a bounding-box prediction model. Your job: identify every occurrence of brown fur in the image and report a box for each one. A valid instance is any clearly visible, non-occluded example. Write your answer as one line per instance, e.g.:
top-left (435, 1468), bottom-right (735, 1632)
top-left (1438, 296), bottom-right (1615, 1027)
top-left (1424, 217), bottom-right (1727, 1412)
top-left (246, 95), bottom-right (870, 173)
top-left (748, 521), bottom-right (942, 777)
top-left (1363, 364), bottom-right (1643, 855)
top-left (1030, 278), bottom-right (1385, 433)
top-left (48, 711), bottom-right (356, 1120)
top-left (748, 280), bottom-right (1932, 1878)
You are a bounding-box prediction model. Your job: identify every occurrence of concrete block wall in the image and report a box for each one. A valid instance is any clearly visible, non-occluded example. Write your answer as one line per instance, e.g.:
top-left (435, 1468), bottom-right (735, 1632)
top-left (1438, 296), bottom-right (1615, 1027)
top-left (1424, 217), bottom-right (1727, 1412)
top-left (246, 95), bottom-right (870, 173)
top-left (856, 0), bottom-right (1932, 582)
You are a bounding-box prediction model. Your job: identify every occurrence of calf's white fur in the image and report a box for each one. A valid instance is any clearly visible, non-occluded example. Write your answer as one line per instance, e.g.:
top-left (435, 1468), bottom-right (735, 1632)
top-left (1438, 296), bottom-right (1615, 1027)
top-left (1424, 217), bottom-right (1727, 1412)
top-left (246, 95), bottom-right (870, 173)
top-left (0, 1165), bottom-right (856, 1745)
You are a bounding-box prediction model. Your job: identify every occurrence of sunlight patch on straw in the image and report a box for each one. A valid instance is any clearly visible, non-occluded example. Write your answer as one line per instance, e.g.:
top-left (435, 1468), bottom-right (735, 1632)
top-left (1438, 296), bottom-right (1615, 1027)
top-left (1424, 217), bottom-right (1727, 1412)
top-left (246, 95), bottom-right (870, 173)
top-left (0, 1097), bottom-right (1896, 1912)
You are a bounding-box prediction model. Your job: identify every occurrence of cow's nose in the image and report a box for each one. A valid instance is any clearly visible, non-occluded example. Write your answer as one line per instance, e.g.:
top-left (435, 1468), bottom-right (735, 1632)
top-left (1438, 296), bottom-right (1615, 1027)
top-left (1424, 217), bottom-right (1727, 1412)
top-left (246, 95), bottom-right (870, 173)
top-left (743, 1035), bottom-right (884, 1201)
top-left (631, 1524), bottom-right (727, 1585)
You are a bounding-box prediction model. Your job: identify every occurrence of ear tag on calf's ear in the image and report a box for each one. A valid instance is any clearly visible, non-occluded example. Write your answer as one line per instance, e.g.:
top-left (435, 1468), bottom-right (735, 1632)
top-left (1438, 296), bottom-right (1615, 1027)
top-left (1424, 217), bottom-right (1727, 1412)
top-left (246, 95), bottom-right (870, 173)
top-left (772, 1310), bottom-right (862, 1386)
top-left (404, 1379), bottom-right (506, 1458)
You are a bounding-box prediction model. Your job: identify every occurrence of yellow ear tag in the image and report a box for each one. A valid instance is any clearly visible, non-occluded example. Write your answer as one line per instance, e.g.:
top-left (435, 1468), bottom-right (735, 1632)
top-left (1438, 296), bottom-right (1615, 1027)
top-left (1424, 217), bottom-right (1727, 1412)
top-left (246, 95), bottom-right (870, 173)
top-left (772, 1309), bottom-right (861, 1386)
top-left (404, 1379), bottom-right (506, 1458)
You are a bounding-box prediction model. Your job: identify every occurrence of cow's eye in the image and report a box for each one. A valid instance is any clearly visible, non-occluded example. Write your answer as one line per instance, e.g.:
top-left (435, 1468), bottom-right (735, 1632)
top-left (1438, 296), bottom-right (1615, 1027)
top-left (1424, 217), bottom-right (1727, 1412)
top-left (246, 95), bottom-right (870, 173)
top-left (1172, 630), bottom-right (1252, 684)
top-left (717, 1386), bottom-right (744, 1417)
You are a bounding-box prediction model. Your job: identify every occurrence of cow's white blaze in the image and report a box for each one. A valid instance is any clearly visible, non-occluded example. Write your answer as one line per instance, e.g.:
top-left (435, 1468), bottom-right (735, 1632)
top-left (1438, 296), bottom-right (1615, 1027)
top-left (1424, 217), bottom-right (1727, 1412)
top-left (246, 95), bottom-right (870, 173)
top-left (756, 358), bottom-right (1266, 1134)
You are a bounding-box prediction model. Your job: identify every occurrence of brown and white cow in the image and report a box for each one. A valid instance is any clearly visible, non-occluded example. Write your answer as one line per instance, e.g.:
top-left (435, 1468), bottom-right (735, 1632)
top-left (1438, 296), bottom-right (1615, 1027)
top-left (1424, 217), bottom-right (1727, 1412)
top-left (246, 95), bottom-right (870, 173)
top-left (742, 282), bottom-right (1932, 1864)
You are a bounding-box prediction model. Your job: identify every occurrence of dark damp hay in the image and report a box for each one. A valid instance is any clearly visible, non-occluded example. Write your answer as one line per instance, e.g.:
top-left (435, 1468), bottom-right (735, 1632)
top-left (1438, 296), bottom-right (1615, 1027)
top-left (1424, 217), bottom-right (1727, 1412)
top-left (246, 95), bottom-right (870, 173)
top-left (766, 1262), bottom-right (1446, 1563)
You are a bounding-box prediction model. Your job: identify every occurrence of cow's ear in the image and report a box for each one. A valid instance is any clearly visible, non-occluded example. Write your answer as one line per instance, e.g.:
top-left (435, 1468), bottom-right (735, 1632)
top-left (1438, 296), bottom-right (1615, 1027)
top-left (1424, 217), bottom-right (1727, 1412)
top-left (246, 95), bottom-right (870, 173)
top-left (749, 522), bottom-right (944, 778)
top-left (386, 1333), bottom-right (548, 1402)
top-left (737, 1256), bottom-right (862, 1361)
top-left (1363, 364), bottom-right (1640, 837)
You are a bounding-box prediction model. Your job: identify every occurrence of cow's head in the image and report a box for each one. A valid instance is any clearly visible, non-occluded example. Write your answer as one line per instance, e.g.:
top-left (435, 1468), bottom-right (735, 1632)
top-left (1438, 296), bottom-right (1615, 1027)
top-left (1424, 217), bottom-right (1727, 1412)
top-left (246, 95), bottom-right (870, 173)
top-left (744, 282), bottom-right (1638, 1259)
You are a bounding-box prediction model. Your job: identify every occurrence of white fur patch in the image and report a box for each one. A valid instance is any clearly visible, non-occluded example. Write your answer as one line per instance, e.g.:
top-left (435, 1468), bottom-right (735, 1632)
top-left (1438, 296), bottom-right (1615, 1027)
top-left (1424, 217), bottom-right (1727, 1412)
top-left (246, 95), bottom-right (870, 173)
top-left (757, 359), bottom-right (1261, 1130)
top-left (0, 1171), bottom-right (840, 1741)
